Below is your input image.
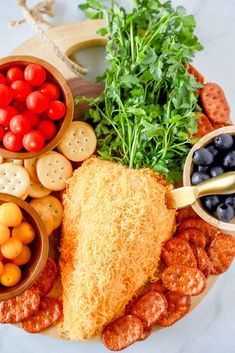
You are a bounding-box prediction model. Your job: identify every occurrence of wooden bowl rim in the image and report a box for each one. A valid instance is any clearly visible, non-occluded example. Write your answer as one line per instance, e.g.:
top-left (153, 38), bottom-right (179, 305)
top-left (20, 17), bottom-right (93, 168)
top-left (0, 55), bottom-right (74, 159)
top-left (183, 125), bottom-right (235, 232)
top-left (0, 193), bottom-right (49, 301)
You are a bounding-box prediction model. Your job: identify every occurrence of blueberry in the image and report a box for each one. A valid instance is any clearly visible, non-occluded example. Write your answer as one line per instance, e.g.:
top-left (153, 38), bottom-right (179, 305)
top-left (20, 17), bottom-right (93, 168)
top-left (216, 203), bottom-right (234, 222)
top-left (210, 166), bottom-right (224, 178)
top-left (224, 194), bottom-right (235, 208)
top-left (198, 165), bottom-right (209, 172)
top-left (206, 145), bottom-right (218, 158)
top-left (223, 151), bottom-right (235, 168)
top-left (193, 148), bottom-right (214, 166)
top-left (191, 172), bottom-right (210, 185)
top-left (214, 133), bottom-right (233, 150)
top-left (203, 195), bottom-right (220, 211)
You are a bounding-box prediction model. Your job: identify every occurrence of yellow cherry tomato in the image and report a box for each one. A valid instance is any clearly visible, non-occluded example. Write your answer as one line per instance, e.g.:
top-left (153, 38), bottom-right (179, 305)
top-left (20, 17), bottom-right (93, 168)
top-left (12, 245), bottom-right (31, 266)
top-left (0, 263), bottom-right (21, 287)
top-left (0, 224), bottom-right (10, 245)
top-left (0, 261), bottom-right (3, 276)
top-left (12, 221), bottom-right (35, 244)
top-left (0, 203), bottom-right (22, 227)
top-left (1, 238), bottom-right (23, 260)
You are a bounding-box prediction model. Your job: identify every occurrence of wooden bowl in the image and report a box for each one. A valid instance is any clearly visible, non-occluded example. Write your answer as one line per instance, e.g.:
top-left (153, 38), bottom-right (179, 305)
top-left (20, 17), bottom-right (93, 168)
top-left (183, 125), bottom-right (235, 233)
top-left (0, 193), bottom-right (49, 301)
top-left (0, 55), bottom-right (74, 159)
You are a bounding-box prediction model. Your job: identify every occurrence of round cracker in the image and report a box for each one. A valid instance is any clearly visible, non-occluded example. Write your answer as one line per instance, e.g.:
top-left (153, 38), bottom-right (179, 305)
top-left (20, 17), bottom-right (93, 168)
top-left (5, 158), bottom-right (24, 166)
top-left (20, 191), bottom-right (28, 200)
top-left (0, 156), bottom-right (4, 164)
top-left (29, 200), bottom-right (54, 236)
top-left (58, 121), bottom-right (97, 162)
top-left (28, 179), bottom-right (51, 198)
top-left (24, 158), bottom-right (39, 182)
top-left (36, 152), bottom-right (73, 191)
top-left (0, 163), bottom-right (30, 197)
top-left (31, 195), bottom-right (63, 230)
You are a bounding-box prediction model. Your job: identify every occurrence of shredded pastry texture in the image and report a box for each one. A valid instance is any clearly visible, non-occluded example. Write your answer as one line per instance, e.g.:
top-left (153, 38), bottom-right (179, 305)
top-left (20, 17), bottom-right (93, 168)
top-left (59, 158), bottom-right (175, 340)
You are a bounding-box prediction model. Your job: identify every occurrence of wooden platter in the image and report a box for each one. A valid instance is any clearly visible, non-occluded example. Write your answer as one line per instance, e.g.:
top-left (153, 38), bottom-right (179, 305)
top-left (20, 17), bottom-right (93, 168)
top-left (9, 20), bottom-right (219, 343)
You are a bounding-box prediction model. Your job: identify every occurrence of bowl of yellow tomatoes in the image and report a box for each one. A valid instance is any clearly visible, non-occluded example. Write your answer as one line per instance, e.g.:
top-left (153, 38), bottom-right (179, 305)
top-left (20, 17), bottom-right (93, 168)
top-left (0, 194), bottom-right (49, 300)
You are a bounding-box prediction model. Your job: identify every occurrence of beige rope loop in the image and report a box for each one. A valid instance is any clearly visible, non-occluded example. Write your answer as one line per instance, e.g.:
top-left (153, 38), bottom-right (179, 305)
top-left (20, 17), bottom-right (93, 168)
top-left (9, 0), bottom-right (87, 77)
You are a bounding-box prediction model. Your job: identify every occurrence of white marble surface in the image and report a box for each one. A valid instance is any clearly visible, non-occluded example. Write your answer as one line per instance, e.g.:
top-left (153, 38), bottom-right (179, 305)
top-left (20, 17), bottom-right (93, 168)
top-left (0, 0), bottom-right (235, 352)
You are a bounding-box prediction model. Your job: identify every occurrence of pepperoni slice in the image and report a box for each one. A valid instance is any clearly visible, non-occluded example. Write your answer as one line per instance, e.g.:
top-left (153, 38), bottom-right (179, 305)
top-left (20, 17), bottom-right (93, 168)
top-left (192, 247), bottom-right (211, 277)
top-left (175, 228), bottom-right (206, 249)
top-left (192, 113), bottom-right (213, 139)
top-left (200, 83), bottom-right (230, 123)
top-left (148, 279), bottom-right (167, 294)
top-left (208, 234), bottom-right (235, 274)
top-left (156, 291), bottom-right (191, 327)
top-left (162, 238), bottom-right (197, 268)
top-left (187, 65), bottom-right (204, 85)
top-left (34, 258), bottom-right (57, 296)
top-left (176, 206), bottom-right (199, 224)
top-left (162, 264), bottom-right (206, 296)
top-left (129, 290), bottom-right (167, 329)
top-left (177, 218), bottom-right (222, 245)
top-left (21, 297), bottom-right (62, 333)
top-left (103, 315), bottom-right (143, 351)
top-left (0, 286), bottom-right (40, 323)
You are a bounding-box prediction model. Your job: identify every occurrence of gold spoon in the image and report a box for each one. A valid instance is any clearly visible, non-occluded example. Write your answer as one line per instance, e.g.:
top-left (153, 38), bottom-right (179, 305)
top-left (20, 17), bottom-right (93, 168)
top-left (166, 171), bottom-right (235, 210)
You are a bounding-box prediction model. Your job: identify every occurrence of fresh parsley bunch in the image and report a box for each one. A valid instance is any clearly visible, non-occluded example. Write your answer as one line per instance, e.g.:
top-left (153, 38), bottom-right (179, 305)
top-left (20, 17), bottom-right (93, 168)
top-left (77, 0), bottom-right (203, 183)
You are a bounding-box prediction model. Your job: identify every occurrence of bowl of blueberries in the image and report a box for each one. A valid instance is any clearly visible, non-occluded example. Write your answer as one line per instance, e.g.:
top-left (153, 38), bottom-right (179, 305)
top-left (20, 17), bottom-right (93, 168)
top-left (183, 125), bottom-right (235, 232)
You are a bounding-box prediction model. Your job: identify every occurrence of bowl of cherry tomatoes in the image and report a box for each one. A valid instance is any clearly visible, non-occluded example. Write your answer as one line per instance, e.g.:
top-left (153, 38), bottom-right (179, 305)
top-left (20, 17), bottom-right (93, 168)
top-left (0, 55), bottom-right (74, 159)
top-left (0, 193), bottom-right (49, 300)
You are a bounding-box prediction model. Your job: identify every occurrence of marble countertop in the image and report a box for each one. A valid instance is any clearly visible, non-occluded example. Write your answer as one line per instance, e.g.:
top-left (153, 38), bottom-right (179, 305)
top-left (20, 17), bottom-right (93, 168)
top-left (0, 0), bottom-right (235, 352)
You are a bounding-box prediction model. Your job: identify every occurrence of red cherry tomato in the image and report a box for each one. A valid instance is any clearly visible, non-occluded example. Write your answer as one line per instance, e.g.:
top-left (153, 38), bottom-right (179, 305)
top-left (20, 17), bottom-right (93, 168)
top-left (0, 84), bottom-right (13, 108)
top-left (39, 82), bottom-right (60, 101)
top-left (0, 106), bottom-right (18, 127)
top-left (24, 64), bottom-right (46, 87)
top-left (11, 80), bottom-right (32, 102)
top-left (46, 100), bottom-right (66, 120)
top-left (22, 110), bottom-right (39, 129)
top-left (0, 125), bottom-right (6, 141)
top-left (23, 130), bottom-right (45, 152)
top-left (3, 132), bottom-right (23, 151)
top-left (26, 91), bottom-right (49, 114)
top-left (12, 101), bottom-right (26, 113)
top-left (6, 67), bottom-right (24, 85)
top-left (37, 120), bottom-right (56, 140)
top-left (10, 114), bottom-right (31, 135)
top-left (0, 73), bottom-right (6, 85)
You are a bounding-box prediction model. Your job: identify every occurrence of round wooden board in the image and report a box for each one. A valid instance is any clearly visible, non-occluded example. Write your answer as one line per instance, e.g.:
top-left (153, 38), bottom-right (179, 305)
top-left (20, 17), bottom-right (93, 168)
top-left (9, 20), bottom-right (219, 343)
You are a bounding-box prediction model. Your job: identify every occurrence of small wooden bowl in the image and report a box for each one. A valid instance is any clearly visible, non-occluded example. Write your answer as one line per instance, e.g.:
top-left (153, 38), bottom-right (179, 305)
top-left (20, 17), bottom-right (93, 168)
top-left (183, 125), bottom-right (235, 233)
top-left (0, 55), bottom-right (74, 159)
top-left (0, 193), bottom-right (49, 301)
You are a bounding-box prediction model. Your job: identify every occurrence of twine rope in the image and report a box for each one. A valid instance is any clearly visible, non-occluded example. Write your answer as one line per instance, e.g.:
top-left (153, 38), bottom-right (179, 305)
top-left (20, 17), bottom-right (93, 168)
top-left (9, 0), bottom-right (87, 77)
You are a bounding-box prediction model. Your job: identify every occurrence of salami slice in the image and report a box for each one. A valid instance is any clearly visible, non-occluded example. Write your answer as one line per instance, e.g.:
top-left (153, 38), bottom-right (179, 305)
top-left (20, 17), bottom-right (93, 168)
top-left (162, 264), bottom-right (206, 296)
top-left (208, 234), bottom-right (235, 274)
top-left (162, 238), bottom-right (197, 268)
top-left (103, 315), bottom-right (143, 351)
top-left (21, 297), bottom-right (62, 333)
top-left (188, 65), bottom-right (204, 84)
top-left (0, 286), bottom-right (40, 323)
top-left (156, 291), bottom-right (191, 327)
top-left (34, 258), bottom-right (57, 296)
top-left (177, 218), bottom-right (222, 245)
top-left (176, 206), bottom-right (199, 224)
top-left (212, 122), bottom-right (232, 130)
top-left (148, 279), bottom-right (167, 294)
top-left (129, 290), bottom-right (167, 329)
top-left (175, 228), bottom-right (206, 249)
top-left (200, 83), bottom-right (230, 123)
top-left (192, 247), bottom-right (211, 277)
top-left (193, 113), bottom-right (213, 139)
